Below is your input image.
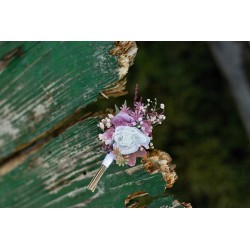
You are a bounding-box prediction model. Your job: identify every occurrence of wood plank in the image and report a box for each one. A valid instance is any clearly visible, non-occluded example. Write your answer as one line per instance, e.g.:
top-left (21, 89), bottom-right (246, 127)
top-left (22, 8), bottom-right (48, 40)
top-left (0, 42), bottom-right (130, 159)
top-left (0, 117), bottom-right (183, 208)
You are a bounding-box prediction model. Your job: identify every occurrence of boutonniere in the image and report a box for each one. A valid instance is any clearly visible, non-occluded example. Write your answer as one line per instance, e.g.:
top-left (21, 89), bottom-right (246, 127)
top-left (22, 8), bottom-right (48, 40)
top-left (88, 85), bottom-right (166, 192)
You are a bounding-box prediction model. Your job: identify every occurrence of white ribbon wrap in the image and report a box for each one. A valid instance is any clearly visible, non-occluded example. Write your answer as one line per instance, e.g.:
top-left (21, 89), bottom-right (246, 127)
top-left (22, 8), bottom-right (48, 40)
top-left (102, 152), bottom-right (115, 168)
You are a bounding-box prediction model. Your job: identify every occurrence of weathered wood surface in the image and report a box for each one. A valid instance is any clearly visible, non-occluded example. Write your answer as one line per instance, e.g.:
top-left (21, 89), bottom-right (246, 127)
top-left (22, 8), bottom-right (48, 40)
top-left (0, 117), bottom-right (182, 207)
top-left (0, 41), bottom-right (185, 207)
top-left (0, 42), bottom-right (128, 159)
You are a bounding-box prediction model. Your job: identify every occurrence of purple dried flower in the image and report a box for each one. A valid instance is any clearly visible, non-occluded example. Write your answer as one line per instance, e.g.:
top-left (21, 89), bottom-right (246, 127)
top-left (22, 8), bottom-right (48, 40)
top-left (127, 147), bottom-right (147, 166)
top-left (141, 120), bottom-right (152, 136)
top-left (111, 111), bottom-right (135, 127)
top-left (102, 127), bottom-right (115, 145)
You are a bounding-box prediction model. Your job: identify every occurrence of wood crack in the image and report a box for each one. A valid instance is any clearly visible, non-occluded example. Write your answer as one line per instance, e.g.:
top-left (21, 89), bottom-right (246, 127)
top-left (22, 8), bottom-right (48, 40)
top-left (0, 109), bottom-right (104, 176)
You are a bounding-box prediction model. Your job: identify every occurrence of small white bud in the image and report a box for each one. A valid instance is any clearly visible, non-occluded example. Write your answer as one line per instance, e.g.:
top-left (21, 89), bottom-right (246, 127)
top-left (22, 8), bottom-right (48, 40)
top-left (160, 103), bottom-right (165, 109)
top-left (108, 114), bottom-right (114, 119)
top-left (99, 122), bottom-right (105, 130)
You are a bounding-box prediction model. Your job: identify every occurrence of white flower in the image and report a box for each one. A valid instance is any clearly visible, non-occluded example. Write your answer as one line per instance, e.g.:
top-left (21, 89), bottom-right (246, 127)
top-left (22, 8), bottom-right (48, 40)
top-left (98, 134), bottom-right (103, 140)
top-left (160, 103), bottom-right (165, 109)
top-left (108, 114), bottom-right (114, 119)
top-left (113, 126), bottom-right (150, 155)
top-left (99, 122), bottom-right (105, 130)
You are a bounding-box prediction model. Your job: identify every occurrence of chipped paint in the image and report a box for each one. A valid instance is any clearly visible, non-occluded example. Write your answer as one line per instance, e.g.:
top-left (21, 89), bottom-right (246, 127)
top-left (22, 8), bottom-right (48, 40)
top-left (125, 164), bottom-right (144, 175)
top-left (71, 186), bottom-right (104, 208)
top-left (181, 202), bottom-right (192, 208)
top-left (0, 118), bottom-right (19, 138)
top-left (0, 47), bottom-right (22, 74)
top-left (125, 191), bottom-right (148, 208)
top-left (43, 186), bottom-right (88, 207)
top-left (100, 78), bottom-right (127, 98)
top-left (172, 200), bottom-right (182, 208)
top-left (33, 104), bottom-right (46, 118)
top-left (110, 41), bottom-right (138, 79)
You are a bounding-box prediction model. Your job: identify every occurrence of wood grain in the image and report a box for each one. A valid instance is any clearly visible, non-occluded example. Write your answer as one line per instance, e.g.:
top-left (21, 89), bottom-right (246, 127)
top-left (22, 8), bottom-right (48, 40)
top-left (0, 118), bottom-right (183, 207)
top-left (0, 42), bottom-right (122, 159)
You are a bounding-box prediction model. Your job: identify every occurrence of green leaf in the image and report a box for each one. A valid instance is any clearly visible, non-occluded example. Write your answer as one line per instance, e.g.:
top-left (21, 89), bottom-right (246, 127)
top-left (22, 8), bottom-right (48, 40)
top-left (123, 100), bottom-right (127, 108)
top-left (115, 104), bottom-right (120, 114)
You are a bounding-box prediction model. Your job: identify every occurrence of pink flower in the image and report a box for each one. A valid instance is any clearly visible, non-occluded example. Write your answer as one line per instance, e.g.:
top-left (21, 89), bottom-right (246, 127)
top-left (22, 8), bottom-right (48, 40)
top-left (141, 120), bottom-right (152, 136)
top-left (111, 111), bottom-right (135, 127)
top-left (130, 109), bottom-right (141, 122)
top-left (127, 147), bottom-right (147, 166)
top-left (102, 127), bottom-right (115, 145)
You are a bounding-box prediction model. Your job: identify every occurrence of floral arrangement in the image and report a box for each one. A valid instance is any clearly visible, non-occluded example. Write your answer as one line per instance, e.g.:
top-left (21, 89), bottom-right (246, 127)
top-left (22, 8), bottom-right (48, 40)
top-left (97, 87), bottom-right (166, 167)
top-left (88, 86), bottom-right (166, 192)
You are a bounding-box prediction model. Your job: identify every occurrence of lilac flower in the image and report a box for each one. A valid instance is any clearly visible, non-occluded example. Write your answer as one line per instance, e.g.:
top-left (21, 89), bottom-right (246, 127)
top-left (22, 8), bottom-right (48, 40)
top-left (141, 120), bottom-right (152, 136)
top-left (102, 127), bottom-right (115, 145)
top-left (130, 109), bottom-right (141, 122)
top-left (127, 148), bottom-right (147, 166)
top-left (111, 111), bottom-right (135, 127)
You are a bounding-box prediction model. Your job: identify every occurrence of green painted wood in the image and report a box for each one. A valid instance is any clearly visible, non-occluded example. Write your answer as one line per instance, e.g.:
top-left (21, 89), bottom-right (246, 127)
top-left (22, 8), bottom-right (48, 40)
top-left (0, 42), bottom-right (120, 159)
top-left (0, 117), bottom-right (181, 208)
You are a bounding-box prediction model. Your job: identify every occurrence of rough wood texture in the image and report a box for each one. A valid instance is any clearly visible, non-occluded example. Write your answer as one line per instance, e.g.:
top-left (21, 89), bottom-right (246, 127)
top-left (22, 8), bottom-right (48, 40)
top-left (0, 41), bottom-right (185, 208)
top-left (0, 42), bottom-right (126, 159)
top-left (0, 118), bottom-right (182, 207)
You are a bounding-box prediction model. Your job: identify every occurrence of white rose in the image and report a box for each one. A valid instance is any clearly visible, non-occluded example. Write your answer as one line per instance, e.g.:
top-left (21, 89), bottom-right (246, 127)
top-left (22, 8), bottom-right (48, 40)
top-left (113, 126), bottom-right (150, 155)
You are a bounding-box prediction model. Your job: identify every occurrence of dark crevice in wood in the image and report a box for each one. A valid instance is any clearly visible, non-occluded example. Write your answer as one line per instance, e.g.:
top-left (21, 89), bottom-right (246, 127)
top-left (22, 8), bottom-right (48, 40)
top-left (0, 47), bottom-right (23, 74)
top-left (0, 108), bottom-right (106, 176)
